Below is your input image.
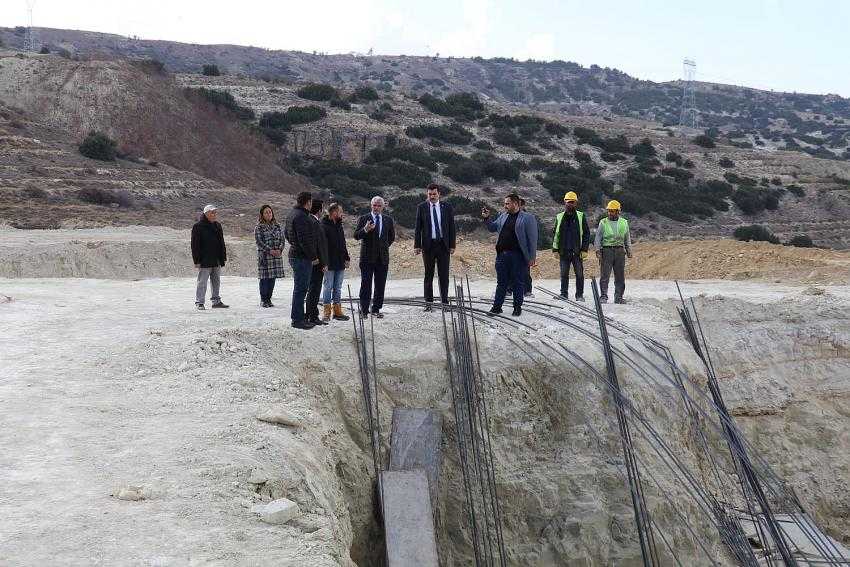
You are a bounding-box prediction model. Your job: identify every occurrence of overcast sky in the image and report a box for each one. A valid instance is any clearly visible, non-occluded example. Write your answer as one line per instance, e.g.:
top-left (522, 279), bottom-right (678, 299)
top-left (7, 0), bottom-right (850, 96)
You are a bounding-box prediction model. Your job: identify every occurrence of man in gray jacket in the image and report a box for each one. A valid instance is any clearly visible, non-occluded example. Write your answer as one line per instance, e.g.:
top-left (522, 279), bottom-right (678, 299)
top-left (481, 193), bottom-right (538, 316)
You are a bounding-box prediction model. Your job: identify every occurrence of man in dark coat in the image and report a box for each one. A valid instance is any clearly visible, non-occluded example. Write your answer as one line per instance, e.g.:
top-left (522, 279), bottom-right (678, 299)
top-left (551, 191), bottom-right (590, 301)
top-left (305, 199), bottom-right (329, 326)
top-left (191, 204), bottom-right (229, 310)
top-left (320, 203), bottom-right (351, 322)
top-left (354, 196), bottom-right (395, 318)
top-left (285, 191), bottom-right (319, 330)
top-left (414, 183), bottom-right (456, 311)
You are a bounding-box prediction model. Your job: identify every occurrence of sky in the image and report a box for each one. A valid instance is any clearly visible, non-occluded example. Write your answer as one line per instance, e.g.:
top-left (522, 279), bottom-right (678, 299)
top-left (6, 0), bottom-right (850, 96)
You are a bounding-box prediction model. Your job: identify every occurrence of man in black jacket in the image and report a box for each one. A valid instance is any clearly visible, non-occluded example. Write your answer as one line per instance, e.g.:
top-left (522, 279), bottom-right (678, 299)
top-left (305, 199), bottom-right (328, 326)
top-left (414, 183), bottom-right (456, 311)
top-left (320, 203), bottom-right (351, 322)
top-left (285, 192), bottom-right (319, 330)
top-left (551, 191), bottom-right (590, 301)
top-left (354, 196), bottom-right (395, 318)
top-left (191, 204), bottom-right (229, 310)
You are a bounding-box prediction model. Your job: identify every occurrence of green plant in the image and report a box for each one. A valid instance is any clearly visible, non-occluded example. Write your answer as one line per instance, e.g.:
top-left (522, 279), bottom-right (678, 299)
top-left (388, 194), bottom-right (424, 227)
top-left (418, 92), bottom-right (484, 120)
top-left (350, 85), bottom-right (379, 102)
top-left (718, 157), bottom-right (735, 168)
top-left (39, 46), bottom-right (50, 54)
top-left (785, 234), bottom-right (813, 248)
top-left (787, 184), bottom-right (806, 198)
top-left (297, 83), bottom-right (339, 101)
top-left (405, 123), bottom-right (473, 145)
top-left (193, 88), bottom-right (255, 120)
top-left (694, 134), bottom-right (716, 148)
top-left (330, 98), bottom-right (351, 110)
top-left (733, 225), bottom-right (779, 244)
top-left (79, 131), bottom-right (117, 161)
top-left (366, 145), bottom-right (438, 171)
top-left (202, 64), bottom-right (221, 76)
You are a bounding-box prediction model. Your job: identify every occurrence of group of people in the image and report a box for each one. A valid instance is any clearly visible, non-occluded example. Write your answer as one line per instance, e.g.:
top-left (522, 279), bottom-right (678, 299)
top-left (190, 183), bottom-right (633, 328)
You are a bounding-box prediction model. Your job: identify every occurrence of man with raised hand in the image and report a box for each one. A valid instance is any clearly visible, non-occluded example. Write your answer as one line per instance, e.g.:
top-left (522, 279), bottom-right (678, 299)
top-left (481, 192), bottom-right (538, 317)
top-left (414, 183), bottom-right (456, 311)
top-left (552, 191), bottom-right (590, 301)
top-left (354, 196), bottom-right (395, 318)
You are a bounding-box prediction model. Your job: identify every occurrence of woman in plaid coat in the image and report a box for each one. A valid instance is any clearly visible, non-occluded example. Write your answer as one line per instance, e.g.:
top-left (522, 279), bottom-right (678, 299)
top-left (255, 205), bottom-right (286, 307)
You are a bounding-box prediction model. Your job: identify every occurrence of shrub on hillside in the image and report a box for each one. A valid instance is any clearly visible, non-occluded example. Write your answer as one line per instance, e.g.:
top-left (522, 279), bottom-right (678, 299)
top-left (731, 187), bottom-right (784, 215)
top-left (202, 64), bottom-right (221, 76)
top-left (665, 151), bottom-right (684, 165)
top-left (574, 149), bottom-right (593, 163)
top-left (194, 88), bottom-right (255, 120)
top-left (366, 145), bottom-right (438, 171)
top-left (630, 138), bottom-right (657, 157)
top-left (473, 140), bottom-right (494, 150)
top-left (446, 195), bottom-right (493, 216)
top-left (443, 160), bottom-right (483, 184)
top-left (259, 105), bottom-right (326, 133)
top-left (600, 152), bottom-right (626, 163)
top-left (350, 86), bottom-right (379, 102)
top-left (297, 83), bottom-right (339, 101)
top-left (419, 92), bottom-right (484, 120)
top-left (330, 98), bottom-right (351, 110)
top-left (785, 234), bottom-right (813, 248)
top-left (77, 187), bottom-right (133, 207)
top-left (661, 166), bottom-right (694, 183)
top-left (718, 157), bottom-right (735, 168)
top-left (388, 194), bottom-right (424, 227)
top-left (787, 184), bottom-right (806, 198)
top-left (132, 58), bottom-right (166, 76)
top-left (694, 134), bottom-right (716, 148)
top-left (39, 46), bottom-right (50, 54)
top-left (733, 224), bottom-right (779, 244)
top-left (405, 123), bottom-right (473, 145)
top-left (79, 131), bottom-right (117, 161)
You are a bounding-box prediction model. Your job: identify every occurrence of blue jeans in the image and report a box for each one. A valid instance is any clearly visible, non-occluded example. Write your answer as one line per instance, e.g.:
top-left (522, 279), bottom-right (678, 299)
top-left (289, 258), bottom-right (313, 322)
top-left (493, 250), bottom-right (526, 309)
top-left (322, 269), bottom-right (345, 304)
top-left (259, 277), bottom-right (276, 303)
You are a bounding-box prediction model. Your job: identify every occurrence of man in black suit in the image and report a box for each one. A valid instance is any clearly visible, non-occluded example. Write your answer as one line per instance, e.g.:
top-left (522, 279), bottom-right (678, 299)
top-left (414, 183), bottom-right (456, 311)
top-left (354, 196), bottom-right (395, 318)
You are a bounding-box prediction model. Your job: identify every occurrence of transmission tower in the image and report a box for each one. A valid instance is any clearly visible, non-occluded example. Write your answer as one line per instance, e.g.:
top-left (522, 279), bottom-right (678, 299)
top-left (679, 58), bottom-right (698, 128)
top-left (24, 0), bottom-right (37, 52)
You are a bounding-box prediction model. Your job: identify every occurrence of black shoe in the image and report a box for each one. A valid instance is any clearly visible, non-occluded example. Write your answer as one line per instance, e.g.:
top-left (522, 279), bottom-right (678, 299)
top-left (511, 307), bottom-right (522, 317)
top-left (359, 311), bottom-right (368, 319)
top-left (211, 301), bottom-right (229, 309)
top-left (267, 301), bottom-right (275, 307)
top-left (423, 303), bottom-right (433, 312)
top-left (488, 306), bottom-right (503, 315)
top-left (600, 296), bottom-right (609, 304)
top-left (575, 296), bottom-right (585, 302)
top-left (558, 293), bottom-right (568, 301)
top-left (371, 311), bottom-right (384, 319)
top-left (310, 317), bottom-right (329, 326)
top-left (614, 297), bottom-right (627, 305)
top-left (260, 301), bottom-right (271, 308)
top-left (291, 320), bottom-right (314, 330)
top-left (196, 303), bottom-right (205, 311)
top-left (524, 292), bottom-right (533, 298)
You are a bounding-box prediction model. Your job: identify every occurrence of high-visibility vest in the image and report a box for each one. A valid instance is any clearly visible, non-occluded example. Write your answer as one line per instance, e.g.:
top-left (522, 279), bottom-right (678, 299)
top-left (599, 217), bottom-right (629, 247)
top-left (552, 210), bottom-right (584, 251)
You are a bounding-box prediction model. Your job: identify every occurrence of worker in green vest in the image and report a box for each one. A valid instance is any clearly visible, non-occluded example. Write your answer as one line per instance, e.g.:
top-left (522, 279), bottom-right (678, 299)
top-left (551, 191), bottom-right (590, 301)
top-left (594, 200), bottom-right (632, 304)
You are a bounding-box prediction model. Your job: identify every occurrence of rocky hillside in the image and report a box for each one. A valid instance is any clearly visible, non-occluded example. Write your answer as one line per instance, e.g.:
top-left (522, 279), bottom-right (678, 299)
top-left (3, 26), bottom-right (849, 162)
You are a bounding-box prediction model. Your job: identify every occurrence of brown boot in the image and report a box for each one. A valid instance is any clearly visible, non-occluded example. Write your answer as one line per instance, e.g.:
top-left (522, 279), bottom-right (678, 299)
top-left (333, 303), bottom-right (350, 321)
top-left (322, 304), bottom-right (332, 322)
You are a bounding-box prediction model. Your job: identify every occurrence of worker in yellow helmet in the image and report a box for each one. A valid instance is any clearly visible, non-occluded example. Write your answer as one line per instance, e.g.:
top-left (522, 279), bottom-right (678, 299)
top-left (551, 191), bottom-right (590, 301)
top-left (593, 200), bottom-right (632, 304)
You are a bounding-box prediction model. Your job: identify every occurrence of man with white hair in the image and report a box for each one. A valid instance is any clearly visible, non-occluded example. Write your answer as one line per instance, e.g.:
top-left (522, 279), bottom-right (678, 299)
top-left (354, 196), bottom-right (395, 318)
top-left (191, 204), bottom-right (229, 310)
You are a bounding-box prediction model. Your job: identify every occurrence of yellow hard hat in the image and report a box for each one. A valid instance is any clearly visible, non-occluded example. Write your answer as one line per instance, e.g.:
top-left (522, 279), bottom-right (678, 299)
top-left (563, 191), bottom-right (578, 202)
top-left (606, 200), bottom-right (621, 211)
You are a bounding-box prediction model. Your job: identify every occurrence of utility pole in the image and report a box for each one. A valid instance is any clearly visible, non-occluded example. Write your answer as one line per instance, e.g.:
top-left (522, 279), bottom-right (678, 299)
top-left (679, 58), bottom-right (698, 129)
top-left (24, 0), bottom-right (37, 52)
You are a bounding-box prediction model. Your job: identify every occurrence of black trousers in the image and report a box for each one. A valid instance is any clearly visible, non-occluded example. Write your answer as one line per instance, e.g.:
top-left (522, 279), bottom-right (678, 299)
top-left (259, 277), bottom-right (276, 303)
top-left (422, 242), bottom-right (450, 303)
top-left (559, 252), bottom-right (584, 298)
top-left (305, 264), bottom-right (324, 320)
top-left (360, 262), bottom-right (389, 313)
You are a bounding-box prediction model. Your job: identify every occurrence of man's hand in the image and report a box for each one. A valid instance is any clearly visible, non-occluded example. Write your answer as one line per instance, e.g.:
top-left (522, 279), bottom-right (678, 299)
top-left (311, 259), bottom-right (320, 266)
top-left (194, 263), bottom-right (201, 269)
top-left (270, 249), bottom-right (281, 258)
top-left (595, 250), bottom-right (602, 259)
top-left (552, 249), bottom-right (559, 256)
top-left (580, 251), bottom-right (588, 261)
top-left (450, 248), bottom-right (455, 255)
top-left (365, 220), bottom-right (375, 232)
top-left (414, 248), bottom-right (421, 256)
top-left (627, 251), bottom-right (633, 259)
top-left (480, 207), bottom-right (490, 219)
top-left (345, 261), bottom-right (350, 269)
top-left (529, 260), bottom-right (537, 268)
top-left (322, 266), bottom-right (328, 273)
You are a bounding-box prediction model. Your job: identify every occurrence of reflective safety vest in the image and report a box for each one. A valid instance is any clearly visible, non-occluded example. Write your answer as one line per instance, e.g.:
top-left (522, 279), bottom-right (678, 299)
top-left (552, 210), bottom-right (584, 251)
top-left (599, 217), bottom-right (629, 247)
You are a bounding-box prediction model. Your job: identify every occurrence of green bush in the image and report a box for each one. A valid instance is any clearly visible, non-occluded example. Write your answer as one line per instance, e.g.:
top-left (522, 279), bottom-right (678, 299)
top-left (718, 157), bottom-right (735, 168)
top-left (493, 128), bottom-right (540, 154)
top-left (366, 145), bottom-right (438, 171)
top-left (446, 195), bottom-right (492, 216)
top-left (330, 98), bottom-right (351, 110)
top-left (350, 86), bottom-right (379, 102)
top-left (39, 46), bottom-right (51, 54)
top-left (419, 92), bottom-right (484, 120)
top-left (661, 167), bottom-right (694, 183)
top-left (473, 140), bottom-right (494, 150)
top-left (443, 160), bottom-right (483, 184)
top-left (259, 105), bottom-right (326, 133)
top-left (301, 158), bottom-right (433, 193)
top-left (297, 83), bottom-right (339, 101)
top-left (202, 64), bottom-right (221, 76)
top-left (785, 234), bottom-right (813, 248)
top-left (388, 194), bottom-right (424, 227)
top-left (574, 149), bottom-right (593, 163)
top-left (665, 151), bottom-right (683, 165)
top-left (694, 134), bottom-right (716, 148)
top-left (600, 152), bottom-right (626, 163)
top-left (430, 149), bottom-right (466, 164)
top-left (472, 152), bottom-right (521, 181)
top-left (731, 187), bottom-right (784, 215)
top-left (631, 138), bottom-right (657, 157)
top-left (194, 88), bottom-right (255, 120)
top-left (405, 123), bottom-right (473, 145)
top-left (787, 184), bottom-right (806, 198)
top-left (733, 225), bottom-right (779, 244)
top-left (612, 169), bottom-right (732, 221)
top-left (79, 131), bottom-right (117, 161)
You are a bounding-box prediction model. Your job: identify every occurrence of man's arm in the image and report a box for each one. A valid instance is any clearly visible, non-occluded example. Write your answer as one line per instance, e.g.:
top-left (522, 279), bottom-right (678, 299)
top-left (413, 204), bottom-right (423, 250)
top-left (624, 226), bottom-right (632, 256)
top-left (191, 224), bottom-right (201, 265)
top-left (593, 220), bottom-right (603, 251)
top-left (219, 225), bottom-right (227, 264)
top-left (525, 214), bottom-right (538, 265)
top-left (581, 214), bottom-right (590, 252)
top-left (386, 217), bottom-right (395, 247)
top-left (353, 215), bottom-right (368, 240)
top-left (296, 215), bottom-right (318, 261)
top-left (551, 216), bottom-right (559, 252)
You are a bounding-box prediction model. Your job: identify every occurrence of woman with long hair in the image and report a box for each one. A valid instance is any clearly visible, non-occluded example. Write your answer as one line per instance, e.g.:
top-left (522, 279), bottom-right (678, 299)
top-left (254, 204), bottom-right (285, 307)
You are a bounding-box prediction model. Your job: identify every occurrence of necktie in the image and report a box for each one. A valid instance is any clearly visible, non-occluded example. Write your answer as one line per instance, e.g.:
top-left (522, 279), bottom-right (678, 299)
top-left (376, 215), bottom-right (382, 238)
top-left (432, 204), bottom-right (441, 239)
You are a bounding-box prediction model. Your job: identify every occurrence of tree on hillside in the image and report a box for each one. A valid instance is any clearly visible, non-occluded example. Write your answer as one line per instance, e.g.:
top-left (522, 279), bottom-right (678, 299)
top-left (79, 132), bottom-right (117, 162)
top-left (202, 64), bottom-right (221, 76)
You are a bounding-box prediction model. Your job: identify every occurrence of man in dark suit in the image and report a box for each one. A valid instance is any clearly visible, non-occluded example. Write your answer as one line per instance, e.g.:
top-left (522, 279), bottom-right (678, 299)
top-left (414, 183), bottom-right (456, 311)
top-left (354, 196), bottom-right (395, 318)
